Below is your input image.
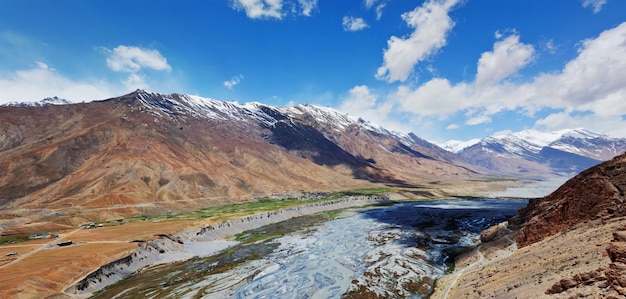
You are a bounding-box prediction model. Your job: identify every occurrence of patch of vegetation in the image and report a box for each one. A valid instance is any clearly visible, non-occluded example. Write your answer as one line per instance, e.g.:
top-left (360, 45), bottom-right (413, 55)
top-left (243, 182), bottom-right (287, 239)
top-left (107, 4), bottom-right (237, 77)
top-left (445, 259), bottom-right (456, 274)
top-left (333, 187), bottom-right (392, 197)
top-left (94, 186), bottom-right (407, 227)
top-left (470, 177), bottom-right (518, 182)
top-left (0, 234), bottom-right (30, 245)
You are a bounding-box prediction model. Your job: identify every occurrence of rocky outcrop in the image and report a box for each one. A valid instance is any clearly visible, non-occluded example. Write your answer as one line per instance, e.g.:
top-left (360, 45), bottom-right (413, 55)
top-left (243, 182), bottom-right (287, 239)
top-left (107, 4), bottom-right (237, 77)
top-left (545, 228), bottom-right (626, 297)
top-left (545, 268), bottom-right (609, 295)
top-left (480, 221), bottom-right (511, 243)
top-left (510, 152), bottom-right (626, 247)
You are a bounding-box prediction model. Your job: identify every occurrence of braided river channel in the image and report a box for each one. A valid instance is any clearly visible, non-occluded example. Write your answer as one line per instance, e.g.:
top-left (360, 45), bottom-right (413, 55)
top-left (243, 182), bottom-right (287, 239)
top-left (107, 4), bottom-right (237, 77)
top-left (93, 199), bottom-right (527, 298)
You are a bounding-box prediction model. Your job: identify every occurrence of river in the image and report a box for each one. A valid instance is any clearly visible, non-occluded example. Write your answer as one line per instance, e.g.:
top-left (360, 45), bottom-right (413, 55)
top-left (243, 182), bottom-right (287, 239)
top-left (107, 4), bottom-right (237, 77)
top-left (92, 199), bottom-right (527, 298)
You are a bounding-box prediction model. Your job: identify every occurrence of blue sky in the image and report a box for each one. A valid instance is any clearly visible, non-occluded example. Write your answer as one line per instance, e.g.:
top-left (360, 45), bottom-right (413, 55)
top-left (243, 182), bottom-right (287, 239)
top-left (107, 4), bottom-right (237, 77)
top-left (1, 0), bottom-right (626, 143)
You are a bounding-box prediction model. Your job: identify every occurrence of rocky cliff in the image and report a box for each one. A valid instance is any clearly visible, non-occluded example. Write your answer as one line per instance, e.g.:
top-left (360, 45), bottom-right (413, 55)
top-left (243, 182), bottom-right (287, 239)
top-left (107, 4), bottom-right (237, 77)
top-left (510, 152), bottom-right (626, 247)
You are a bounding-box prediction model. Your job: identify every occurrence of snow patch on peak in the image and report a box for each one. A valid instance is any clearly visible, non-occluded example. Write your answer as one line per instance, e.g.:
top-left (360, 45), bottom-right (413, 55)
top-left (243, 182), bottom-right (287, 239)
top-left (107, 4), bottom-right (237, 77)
top-left (440, 139), bottom-right (481, 153)
top-left (560, 128), bottom-right (606, 139)
top-left (490, 129), bottom-right (562, 146)
top-left (4, 96), bottom-right (72, 107)
top-left (122, 90), bottom-right (426, 148)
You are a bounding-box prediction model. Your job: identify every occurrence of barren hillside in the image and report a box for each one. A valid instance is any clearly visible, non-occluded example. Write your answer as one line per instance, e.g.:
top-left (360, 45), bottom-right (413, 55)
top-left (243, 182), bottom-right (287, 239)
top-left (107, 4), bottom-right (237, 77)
top-left (432, 152), bottom-right (626, 298)
top-left (0, 90), bottom-right (489, 233)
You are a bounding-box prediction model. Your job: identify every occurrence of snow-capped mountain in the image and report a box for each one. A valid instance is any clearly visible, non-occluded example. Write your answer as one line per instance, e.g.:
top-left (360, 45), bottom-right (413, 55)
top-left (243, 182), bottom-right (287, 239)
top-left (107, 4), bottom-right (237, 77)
top-left (130, 90), bottom-right (414, 143)
top-left (454, 128), bottom-right (626, 177)
top-left (0, 90), bottom-right (479, 222)
top-left (124, 90), bottom-right (467, 163)
top-left (440, 139), bottom-right (481, 153)
top-left (2, 96), bottom-right (72, 107)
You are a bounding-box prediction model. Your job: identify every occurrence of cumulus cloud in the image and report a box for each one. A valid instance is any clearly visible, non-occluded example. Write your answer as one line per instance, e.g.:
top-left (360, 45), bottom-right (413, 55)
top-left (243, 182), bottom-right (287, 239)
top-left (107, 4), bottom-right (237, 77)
top-left (124, 73), bottom-right (148, 90)
top-left (582, 0), bottom-right (607, 13)
top-left (104, 45), bottom-right (171, 73)
top-left (338, 85), bottom-right (405, 132)
top-left (376, 0), bottom-right (460, 82)
top-left (102, 45), bottom-right (171, 91)
top-left (224, 75), bottom-right (244, 89)
top-left (391, 21), bottom-right (626, 136)
top-left (475, 33), bottom-right (535, 86)
top-left (395, 78), bottom-right (469, 121)
top-left (0, 62), bottom-right (117, 103)
top-left (231, 0), bottom-right (318, 19)
top-left (342, 16), bottom-right (369, 32)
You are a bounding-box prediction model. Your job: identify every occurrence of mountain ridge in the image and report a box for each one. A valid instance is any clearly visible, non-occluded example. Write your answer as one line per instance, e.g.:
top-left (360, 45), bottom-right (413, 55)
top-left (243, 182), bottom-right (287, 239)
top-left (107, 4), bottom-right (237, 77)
top-left (0, 90), bottom-right (484, 233)
top-left (447, 128), bottom-right (626, 178)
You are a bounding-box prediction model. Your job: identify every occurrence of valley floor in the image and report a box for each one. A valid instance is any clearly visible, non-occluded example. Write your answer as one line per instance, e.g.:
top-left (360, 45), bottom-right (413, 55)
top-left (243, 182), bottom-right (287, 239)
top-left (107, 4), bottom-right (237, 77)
top-left (0, 194), bottom-right (393, 298)
top-left (0, 180), bottom-right (518, 298)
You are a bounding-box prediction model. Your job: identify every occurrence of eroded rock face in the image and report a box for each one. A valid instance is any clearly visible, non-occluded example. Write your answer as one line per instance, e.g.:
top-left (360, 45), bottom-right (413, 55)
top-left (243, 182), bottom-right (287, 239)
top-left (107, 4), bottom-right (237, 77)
top-left (480, 221), bottom-right (510, 243)
top-left (510, 153), bottom-right (626, 248)
top-left (606, 236), bottom-right (626, 296)
top-left (545, 227), bottom-right (626, 297)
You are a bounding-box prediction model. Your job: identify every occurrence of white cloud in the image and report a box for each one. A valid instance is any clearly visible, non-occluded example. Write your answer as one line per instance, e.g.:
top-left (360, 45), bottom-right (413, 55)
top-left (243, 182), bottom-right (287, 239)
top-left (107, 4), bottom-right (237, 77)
top-left (375, 3), bottom-right (386, 20)
top-left (231, 0), bottom-right (283, 19)
top-left (338, 85), bottom-right (405, 132)
top-left (104, 45), bottom-right (171, 73)
top-left (231, 0), bottom-right (317, 19)
top-left (342, 16), bottom-right (369, 32)
top-left (475, 33), bottom-right (535, 86)
top-left (364, 0), bottom-right (386, 20)
top-left (298, 0), bottom-right (317, 16)
top-left (34, 61), bottom-right (51, 70)
top-left (0, 62), bottom-right (118, 103)
top-left (446, 123), bottom-right (459, 130)
top-left (395, 78), bottom-right (470, 122)
top-left (582, 0), bottom-right (607, 13)
top-left (102, 45), bottom-right (172, 91)
top-left (390, 22), bottom-right (626, 137)
top-left (376, 0), bottom-right (460, 82)
top-left (364, 0), bottom-right (378, 8)
top-left (544, 39), bottom-right (557, 54)
top-left (124, 73), bottom-right (148, 90)
top-left (224, 75), bottom-right (244, 89)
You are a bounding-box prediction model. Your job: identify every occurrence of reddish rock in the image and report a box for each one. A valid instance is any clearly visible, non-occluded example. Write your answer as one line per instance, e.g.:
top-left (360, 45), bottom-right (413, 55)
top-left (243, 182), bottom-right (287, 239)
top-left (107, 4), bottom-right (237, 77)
top-left (613, 231), bottom-right (626, 242)
top-left (608, 243), bottom-right (626, 264)
top-left (510, 153), bottom-right (626, 247)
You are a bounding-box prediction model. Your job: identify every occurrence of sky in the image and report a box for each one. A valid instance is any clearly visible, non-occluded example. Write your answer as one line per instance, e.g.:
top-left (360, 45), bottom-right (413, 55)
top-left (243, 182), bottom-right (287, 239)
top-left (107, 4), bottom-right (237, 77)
top-left (1, 0), bottom-right (626, 144)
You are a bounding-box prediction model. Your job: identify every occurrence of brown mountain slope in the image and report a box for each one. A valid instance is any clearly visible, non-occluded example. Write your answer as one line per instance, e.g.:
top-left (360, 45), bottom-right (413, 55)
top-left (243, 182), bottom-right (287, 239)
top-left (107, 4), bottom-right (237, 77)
top-left (0, 90), bottom-right (488, 232)
top-left (431, 152), bottom-right (626, 299)
top-left (510, 152), bottom-right (626, 247)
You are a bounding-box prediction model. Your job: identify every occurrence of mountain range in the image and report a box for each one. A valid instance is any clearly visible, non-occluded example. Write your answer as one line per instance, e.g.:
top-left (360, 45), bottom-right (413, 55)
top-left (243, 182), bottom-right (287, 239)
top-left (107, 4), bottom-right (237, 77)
top-left (1, 90), bottom-right (626, 232)
top-left (443, 128), bottom-right (626, 178)
top-left (0, 90), bottom-right (480, 233)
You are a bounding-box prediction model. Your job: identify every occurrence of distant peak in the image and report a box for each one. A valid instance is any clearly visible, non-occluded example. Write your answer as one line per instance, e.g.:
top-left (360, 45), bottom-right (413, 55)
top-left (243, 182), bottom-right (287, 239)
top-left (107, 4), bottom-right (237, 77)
top-left (3, 96), bottom-right (72, 107)
top-left (440, 139), bottom-right (481, 153)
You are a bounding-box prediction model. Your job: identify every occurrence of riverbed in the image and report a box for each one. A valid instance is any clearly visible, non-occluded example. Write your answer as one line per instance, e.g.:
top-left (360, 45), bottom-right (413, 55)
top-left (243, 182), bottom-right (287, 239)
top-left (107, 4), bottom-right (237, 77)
top-left (91, 199), bottom-right (526, 298)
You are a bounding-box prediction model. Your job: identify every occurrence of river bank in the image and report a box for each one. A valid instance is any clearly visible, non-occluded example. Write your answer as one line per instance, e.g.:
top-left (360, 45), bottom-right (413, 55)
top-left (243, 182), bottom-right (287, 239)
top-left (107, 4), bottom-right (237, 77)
top-left (83, 198), bottom-right (527, 298)
top-left (65, 195), bottom-right (391, 297)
